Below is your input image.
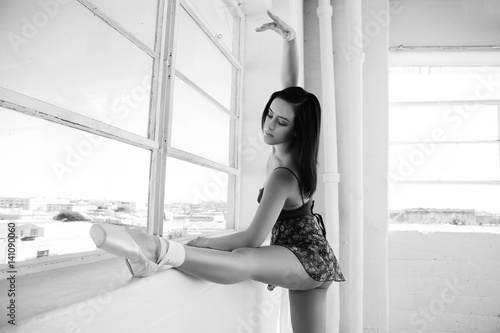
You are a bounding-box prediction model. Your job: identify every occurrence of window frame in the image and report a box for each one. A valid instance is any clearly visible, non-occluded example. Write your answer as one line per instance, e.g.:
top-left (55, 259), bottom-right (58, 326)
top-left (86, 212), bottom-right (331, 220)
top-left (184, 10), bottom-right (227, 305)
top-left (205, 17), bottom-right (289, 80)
top-left (0, 0), bottom-right (245, 274)
top-left (388, 53), bottom-right (500, 223)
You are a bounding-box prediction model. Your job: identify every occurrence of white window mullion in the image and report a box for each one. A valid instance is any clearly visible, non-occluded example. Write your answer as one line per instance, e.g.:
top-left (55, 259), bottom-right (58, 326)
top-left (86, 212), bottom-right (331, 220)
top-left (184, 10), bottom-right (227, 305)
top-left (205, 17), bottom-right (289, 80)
top-left (497, 103), bottom-right (500, 180)
top-left (227, 6), bottom-right (245, 231)
top-left (145, 0), bottom-right (167, 233)
top-left (147, 0), bottom-right (167, 141)
top-left (148, 0), bottom-right (179, 236)
top-left (393, 180), bottom-right (500, 185)
top-left (390, 100), bottom-right (500, 108)
top-left (390, 140), bottom-right (500, 145)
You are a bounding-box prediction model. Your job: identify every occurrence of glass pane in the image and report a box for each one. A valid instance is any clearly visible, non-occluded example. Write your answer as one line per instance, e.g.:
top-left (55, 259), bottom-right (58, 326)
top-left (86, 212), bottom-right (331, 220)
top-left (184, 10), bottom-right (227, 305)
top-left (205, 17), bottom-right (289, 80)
top-left (90, 0), bottom-right (159, 49)
top-left (389, 104), bottom-right (499, 142)
top-left (163, 158), bottom-right (228, 239)
top-left (389, 67), bottom-right (500, 103)
top-left (0, 109), bottom-right (150, 263)
top-left (389, 183), bottom-right (500, 225)
top-left (176, 7), bottom-right (232, 109)
top-left (187, 0), bottom-right (237, 53)
top-left (0, 0), bottom-right (153, 136)
top-left (171, 77), bottom-right (231, 165)
top-left (389, 143), bottom-right (500, 181)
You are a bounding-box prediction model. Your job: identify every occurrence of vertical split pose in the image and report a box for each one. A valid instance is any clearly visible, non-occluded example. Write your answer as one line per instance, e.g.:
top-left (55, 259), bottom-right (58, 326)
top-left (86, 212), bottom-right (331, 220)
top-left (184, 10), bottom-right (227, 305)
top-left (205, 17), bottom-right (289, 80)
top-left (90, 11), bottom-right (344, 333)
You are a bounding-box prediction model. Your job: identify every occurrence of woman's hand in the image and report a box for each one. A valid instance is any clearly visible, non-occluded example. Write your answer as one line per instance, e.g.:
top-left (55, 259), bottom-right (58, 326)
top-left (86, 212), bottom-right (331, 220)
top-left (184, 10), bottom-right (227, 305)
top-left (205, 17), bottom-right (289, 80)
top-left (186, 236), bottom-right (211, 248)
top-left (256, 10), bottom-right (296, 42)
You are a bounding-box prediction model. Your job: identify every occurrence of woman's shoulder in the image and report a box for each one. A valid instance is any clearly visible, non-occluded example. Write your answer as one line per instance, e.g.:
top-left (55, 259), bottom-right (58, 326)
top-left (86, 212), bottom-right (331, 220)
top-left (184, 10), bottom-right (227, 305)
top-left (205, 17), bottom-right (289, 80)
top-left (268, 166), bottom-right (301, 187)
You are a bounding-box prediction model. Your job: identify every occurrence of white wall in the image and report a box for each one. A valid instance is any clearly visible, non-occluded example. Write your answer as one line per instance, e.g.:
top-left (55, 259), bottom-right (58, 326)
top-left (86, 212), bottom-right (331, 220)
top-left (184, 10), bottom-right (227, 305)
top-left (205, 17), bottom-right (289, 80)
top-left (389, 226), bottom-right (500, 332)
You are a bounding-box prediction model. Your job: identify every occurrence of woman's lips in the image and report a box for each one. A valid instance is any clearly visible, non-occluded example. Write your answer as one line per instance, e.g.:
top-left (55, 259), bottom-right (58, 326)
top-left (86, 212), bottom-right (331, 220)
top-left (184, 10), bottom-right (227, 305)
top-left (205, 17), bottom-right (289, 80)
top-left (264, 130), bottom-right (274, 137)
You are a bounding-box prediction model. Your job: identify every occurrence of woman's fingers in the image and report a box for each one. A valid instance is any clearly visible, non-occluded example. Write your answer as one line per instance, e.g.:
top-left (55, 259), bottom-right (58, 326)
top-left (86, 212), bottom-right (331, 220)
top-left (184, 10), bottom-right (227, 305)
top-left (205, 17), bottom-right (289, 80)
top-left (186, 238), bottom-right (198, 247)
top-left (255, 10), bottom-right (295, 41)
top-left (255, 22), bottom-right (278, 33)
top-left (187, 237), bottom-right (207, 248)
top-left (266, 10), bottom-right (285, 27)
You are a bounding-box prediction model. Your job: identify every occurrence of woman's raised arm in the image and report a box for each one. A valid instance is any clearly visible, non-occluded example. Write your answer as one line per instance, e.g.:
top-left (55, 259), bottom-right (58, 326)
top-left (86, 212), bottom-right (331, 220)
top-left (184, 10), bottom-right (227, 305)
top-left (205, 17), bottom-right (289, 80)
top-left (256, 10), bottom-right (299, 88)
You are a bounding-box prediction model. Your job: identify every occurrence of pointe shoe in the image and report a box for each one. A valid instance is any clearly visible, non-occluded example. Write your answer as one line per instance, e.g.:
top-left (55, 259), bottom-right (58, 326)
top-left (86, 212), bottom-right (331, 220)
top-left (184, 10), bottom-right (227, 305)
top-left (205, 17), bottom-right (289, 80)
top-left (90, 223), bottom-right (170, 278)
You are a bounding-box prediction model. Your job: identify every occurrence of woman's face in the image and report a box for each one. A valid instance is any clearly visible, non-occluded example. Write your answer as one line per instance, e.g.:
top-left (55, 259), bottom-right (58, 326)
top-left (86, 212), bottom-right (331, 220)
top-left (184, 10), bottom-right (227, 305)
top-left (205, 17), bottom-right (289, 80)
top-left (262, 98), bottom-right (296, 146)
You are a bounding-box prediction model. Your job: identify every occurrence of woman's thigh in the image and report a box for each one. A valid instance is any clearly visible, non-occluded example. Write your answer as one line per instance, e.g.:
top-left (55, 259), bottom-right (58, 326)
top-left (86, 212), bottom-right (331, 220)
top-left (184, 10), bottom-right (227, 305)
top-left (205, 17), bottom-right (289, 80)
top-left (243, 245), bottom-right (322, 291)
top-left (289, 285), bottom-right (330, 333)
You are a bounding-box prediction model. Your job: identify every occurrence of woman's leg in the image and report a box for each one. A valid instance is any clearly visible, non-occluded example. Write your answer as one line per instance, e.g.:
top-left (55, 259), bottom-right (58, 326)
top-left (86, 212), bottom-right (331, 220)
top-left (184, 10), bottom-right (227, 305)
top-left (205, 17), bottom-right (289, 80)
top-left (128, 231), bottom-right (321, 290)
top-left (289, 281), bottom-right (332, 333)
top-left (179, 245), bottom-right (322, 290)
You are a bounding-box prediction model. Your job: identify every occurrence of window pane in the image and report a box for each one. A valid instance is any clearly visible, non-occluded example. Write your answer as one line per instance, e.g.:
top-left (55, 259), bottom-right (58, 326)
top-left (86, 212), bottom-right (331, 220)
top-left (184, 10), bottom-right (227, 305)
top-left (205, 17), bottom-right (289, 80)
top-left (187, 0), bottom-right (237, 53)
top-left (163, 158), bottom-right (229, 239)
top-left (389, 143), bottom-right (500, 181)
top-left (389, 104), bottom-right (499, 142)
top-left (0, 109), bottom-right (150, 263)
top-left (0, 0), bottom-right (153, 136)
top-left (176, 7), bottom-right (232, 109)
top-left (171, 77), bottom-right (231, 165)
top-left (389, 67), bottom-right (500, 103)
top-left (90, 0), bottom-right (159, 49)
top-left (389, 183), bottom-right (500, 225)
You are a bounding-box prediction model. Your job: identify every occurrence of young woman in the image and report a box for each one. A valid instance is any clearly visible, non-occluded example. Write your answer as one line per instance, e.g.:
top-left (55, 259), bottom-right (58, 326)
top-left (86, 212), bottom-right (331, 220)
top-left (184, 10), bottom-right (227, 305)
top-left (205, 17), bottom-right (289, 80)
top-left (90, 11), bottom-right (344, 333)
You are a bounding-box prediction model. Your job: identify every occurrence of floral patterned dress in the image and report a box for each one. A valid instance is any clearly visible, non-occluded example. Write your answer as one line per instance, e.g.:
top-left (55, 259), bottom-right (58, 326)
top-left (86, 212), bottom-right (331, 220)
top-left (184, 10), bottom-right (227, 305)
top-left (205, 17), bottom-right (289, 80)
top-left (257, 170), bottom-right (345, 290)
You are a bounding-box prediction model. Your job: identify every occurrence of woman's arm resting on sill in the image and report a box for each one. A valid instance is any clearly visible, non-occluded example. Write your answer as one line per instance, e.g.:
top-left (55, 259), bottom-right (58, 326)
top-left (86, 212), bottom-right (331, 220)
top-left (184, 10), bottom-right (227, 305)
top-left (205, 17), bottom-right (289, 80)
top-left (186, 231), bottom-right (252, 252)
top-left (187, 169), bottom-right (295, 251)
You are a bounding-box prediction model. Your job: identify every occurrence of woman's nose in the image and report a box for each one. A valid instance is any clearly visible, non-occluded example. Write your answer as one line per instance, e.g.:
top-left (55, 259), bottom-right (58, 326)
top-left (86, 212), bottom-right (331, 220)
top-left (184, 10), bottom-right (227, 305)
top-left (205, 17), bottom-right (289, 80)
top-left (268, 120), bottom-right (275, 130)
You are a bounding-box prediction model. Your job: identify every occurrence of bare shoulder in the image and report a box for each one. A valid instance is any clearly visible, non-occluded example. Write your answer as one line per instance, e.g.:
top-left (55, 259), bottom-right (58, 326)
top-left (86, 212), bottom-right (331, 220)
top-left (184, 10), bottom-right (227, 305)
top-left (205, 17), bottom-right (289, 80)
top-left (266, 167), bottom-right (298, 191)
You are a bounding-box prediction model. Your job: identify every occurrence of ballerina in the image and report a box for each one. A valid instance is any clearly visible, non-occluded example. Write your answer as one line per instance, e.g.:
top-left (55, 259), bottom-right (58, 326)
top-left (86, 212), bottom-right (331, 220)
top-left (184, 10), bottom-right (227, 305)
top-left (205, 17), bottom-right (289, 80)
top-left (90, 10), bottom-right (344, 333)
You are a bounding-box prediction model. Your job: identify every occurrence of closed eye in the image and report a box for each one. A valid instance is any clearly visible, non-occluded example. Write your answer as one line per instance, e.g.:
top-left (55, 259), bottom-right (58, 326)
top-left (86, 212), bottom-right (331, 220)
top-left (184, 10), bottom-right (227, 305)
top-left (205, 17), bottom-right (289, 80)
top-left (267, 109), bottom-right (289, 126)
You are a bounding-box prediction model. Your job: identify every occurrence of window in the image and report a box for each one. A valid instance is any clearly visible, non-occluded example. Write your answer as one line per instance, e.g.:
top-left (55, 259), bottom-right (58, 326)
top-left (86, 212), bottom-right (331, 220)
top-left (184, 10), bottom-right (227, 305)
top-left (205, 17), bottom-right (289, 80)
top-left (0, 0), bottom-right (243, 267)
top-left (388, 66), bottom-right (500, 226)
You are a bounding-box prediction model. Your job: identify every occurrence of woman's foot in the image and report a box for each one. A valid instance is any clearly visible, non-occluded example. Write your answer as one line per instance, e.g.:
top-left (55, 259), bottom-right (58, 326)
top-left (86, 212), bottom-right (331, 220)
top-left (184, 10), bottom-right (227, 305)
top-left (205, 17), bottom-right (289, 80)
top-left (90, 223), bottom-right (170, 277)
top-left (126, 229), bottom-right (165, 263)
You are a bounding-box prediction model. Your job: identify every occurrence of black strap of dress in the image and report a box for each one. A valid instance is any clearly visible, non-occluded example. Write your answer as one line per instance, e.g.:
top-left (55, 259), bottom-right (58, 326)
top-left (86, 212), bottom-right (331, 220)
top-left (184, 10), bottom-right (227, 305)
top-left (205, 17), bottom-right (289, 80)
top-left (273, 167), bottom-right (305, 205)
top-left (274, 167), bottom-right (327, 238)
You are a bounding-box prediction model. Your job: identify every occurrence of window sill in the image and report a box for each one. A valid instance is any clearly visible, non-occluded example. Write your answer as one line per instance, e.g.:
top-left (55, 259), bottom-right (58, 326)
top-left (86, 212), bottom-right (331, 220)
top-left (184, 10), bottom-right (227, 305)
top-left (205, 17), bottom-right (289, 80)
top-left (0, 230), bottom-right (279, 333)
top-left (0, 229), bottom-right (278, 332)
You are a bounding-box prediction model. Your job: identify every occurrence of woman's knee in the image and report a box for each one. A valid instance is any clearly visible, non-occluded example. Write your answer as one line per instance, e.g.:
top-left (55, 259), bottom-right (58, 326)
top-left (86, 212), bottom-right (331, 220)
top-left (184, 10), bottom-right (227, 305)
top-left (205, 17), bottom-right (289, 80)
top-left (230, 248), bottom-right (256, 275)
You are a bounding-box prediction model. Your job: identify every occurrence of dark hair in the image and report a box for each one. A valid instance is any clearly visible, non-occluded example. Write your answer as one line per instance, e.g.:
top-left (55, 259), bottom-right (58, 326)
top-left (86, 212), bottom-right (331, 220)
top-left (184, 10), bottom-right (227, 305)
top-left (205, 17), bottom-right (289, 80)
top-left (261, 86), bottom-right (321, 198)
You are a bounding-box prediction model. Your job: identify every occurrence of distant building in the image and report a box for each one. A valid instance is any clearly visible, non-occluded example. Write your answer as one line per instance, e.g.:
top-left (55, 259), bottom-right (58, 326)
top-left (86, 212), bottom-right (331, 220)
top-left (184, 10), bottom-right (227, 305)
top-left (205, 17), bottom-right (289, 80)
top-left (17, 224), bottom-right (45, 239)
top-left (391, 208), bottom-right (477, 225)
top-left (0, 223), bottom-right (44, 240)
top-left (29, 198), bottom-right (70, 212)
top-left (118, 201), bottom-right (136, 211)
top-left (47, 203), bottom-right (73, 212)
top-left (0, 197), bottom-right (29, 210)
